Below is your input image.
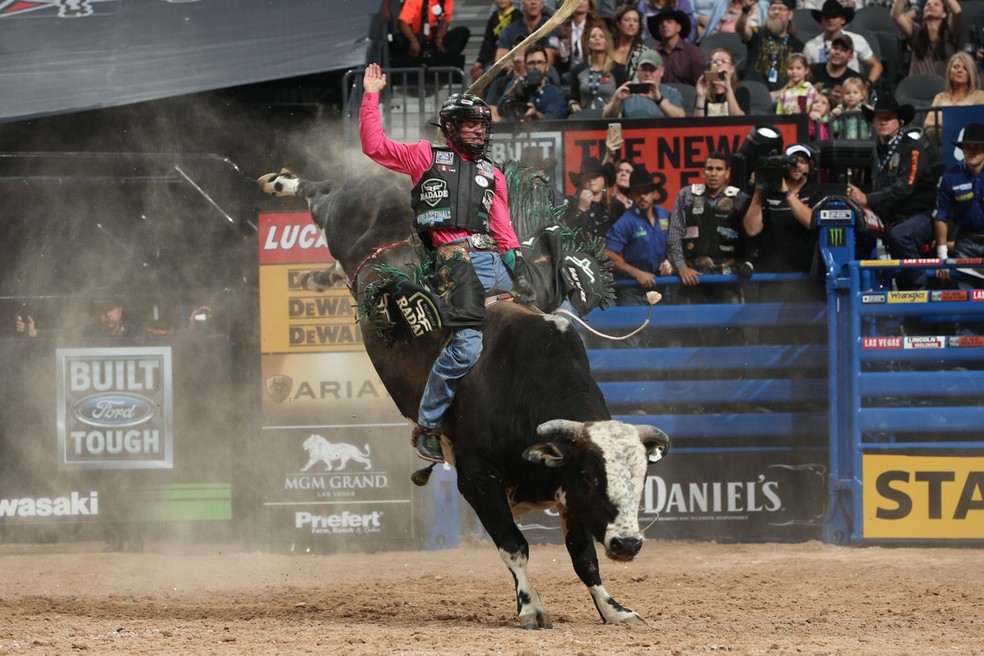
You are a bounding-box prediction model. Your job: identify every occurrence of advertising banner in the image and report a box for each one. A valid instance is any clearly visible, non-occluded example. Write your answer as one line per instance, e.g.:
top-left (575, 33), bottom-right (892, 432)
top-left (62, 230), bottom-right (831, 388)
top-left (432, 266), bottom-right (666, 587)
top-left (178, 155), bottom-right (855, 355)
top-left (490, 116), bottom-right (806, 208)
top-left (258, 211), bottom-right (429, 552)
top-left (863, 454), bottom-right (984, 540)
top-left (56, 347), bottom-right (173, 470)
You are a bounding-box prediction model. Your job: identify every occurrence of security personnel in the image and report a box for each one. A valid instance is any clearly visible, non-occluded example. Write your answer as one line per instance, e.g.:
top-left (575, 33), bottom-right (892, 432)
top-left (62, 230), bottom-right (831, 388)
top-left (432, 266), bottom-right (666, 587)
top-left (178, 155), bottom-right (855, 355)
top-left (846, 97), bottom-right (938, 290)
top-left (360, 63), bottom-right (533, 465)
top-left (667, 152), bottom-right (752, 305)
top-left (935, 123), bottom-right (984, 286)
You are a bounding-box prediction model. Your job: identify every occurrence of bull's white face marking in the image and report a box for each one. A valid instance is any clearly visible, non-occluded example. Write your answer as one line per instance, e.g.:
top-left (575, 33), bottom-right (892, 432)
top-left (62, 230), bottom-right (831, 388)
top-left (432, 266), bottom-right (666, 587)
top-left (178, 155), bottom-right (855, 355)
top-left (583, 422), bottom-right (648, 548)
top-left (542, 314), bottom-right (570, 332)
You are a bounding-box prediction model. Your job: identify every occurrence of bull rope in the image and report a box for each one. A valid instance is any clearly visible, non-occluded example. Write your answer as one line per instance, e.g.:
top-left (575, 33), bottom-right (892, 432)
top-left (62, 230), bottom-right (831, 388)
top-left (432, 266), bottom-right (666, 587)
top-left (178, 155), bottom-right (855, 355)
top-left (550, 291), bottom-right (663, 341)
top-left (349, 239), bottom-right (412, 291)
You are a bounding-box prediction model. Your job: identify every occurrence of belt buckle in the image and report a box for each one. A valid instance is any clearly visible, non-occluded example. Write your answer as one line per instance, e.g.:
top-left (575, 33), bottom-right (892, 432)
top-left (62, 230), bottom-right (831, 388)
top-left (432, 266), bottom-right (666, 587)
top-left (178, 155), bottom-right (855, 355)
top-left (469, 233), bottom-right (495, 250)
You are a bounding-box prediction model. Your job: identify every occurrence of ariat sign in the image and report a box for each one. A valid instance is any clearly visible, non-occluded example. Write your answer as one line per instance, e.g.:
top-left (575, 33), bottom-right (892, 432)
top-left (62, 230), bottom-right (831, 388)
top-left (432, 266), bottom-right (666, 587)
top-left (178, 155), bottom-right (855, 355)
top-left (863, 455), bottom-right (984, 539)
top-left (56, 348), bottom-right (173, 470)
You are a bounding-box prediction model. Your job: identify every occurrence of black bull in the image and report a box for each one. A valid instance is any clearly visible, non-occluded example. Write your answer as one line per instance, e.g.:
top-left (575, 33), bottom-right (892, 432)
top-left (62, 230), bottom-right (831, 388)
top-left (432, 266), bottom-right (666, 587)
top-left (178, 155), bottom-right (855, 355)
top-left (258, 164), bottom-right (669, 629)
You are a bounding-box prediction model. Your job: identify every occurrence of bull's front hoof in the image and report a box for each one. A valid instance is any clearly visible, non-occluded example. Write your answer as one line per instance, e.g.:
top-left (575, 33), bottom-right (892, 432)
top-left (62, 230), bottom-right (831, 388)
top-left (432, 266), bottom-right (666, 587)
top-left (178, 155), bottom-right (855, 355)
top-left (518, 609), bottom-right (552, 630)
top-left (257, 168), bottom-right (298, 197)
top-left (617, 612), bottom-right (647, 627)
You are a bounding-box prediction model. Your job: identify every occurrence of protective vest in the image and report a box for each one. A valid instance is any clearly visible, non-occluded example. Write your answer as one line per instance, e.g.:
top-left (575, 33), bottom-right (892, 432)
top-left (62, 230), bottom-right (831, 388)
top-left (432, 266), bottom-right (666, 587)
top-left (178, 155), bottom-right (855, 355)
top-left (411, 146), bottom-right (496, 235)
top-left (681, 184), bottom-right (742, 263)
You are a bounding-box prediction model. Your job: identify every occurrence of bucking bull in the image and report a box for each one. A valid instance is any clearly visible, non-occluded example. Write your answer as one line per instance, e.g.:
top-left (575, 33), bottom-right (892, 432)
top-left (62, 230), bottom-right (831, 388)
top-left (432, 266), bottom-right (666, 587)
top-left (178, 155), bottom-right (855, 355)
top-left (259, 163), bottom-right (669, 629)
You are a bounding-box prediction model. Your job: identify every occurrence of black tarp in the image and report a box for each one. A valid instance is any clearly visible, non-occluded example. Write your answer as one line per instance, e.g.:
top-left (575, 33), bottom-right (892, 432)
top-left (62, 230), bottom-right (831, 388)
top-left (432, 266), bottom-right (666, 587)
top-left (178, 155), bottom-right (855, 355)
top-left (0, 0), bottom-right (373, 123)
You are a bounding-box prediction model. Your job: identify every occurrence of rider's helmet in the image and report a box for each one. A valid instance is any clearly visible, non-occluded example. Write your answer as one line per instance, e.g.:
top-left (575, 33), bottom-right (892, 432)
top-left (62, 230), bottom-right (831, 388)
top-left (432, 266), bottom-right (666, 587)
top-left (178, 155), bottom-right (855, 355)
top-left (438, 93), bottom-right (492, 159)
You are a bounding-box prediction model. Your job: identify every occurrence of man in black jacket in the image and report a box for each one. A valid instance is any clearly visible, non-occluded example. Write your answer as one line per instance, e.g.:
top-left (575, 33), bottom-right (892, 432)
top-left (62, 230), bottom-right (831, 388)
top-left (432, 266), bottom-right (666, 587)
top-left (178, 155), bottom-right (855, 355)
top-left (846, 97), bottom-right (938, 290)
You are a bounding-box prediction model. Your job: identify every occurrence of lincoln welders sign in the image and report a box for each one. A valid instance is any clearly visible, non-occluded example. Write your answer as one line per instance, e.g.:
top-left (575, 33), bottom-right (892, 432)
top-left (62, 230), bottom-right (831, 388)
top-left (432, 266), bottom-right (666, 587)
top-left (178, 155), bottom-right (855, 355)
top-left (56, 347), bottom-right (173, 470)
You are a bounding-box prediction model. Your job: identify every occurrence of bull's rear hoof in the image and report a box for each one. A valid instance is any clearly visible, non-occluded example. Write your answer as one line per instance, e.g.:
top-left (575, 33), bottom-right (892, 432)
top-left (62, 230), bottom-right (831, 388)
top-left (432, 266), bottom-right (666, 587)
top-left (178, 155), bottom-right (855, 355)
top-left (257, 168), bottom-right (298, 197)
top-left (410, 464), bottom-right (435, 487)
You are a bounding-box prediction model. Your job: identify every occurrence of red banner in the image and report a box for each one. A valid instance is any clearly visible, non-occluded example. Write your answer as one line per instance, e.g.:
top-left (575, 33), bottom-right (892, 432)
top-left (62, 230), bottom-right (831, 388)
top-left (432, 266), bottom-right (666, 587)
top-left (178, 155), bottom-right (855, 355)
top-left (258, 212), bottom-right (334, 265)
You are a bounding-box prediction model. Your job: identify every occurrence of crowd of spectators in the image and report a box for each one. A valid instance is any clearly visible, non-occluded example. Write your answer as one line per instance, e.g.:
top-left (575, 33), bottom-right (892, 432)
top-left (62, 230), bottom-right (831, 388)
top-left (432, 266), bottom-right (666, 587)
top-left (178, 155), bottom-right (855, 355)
top-left (461, 0), bottom-right (984, 130)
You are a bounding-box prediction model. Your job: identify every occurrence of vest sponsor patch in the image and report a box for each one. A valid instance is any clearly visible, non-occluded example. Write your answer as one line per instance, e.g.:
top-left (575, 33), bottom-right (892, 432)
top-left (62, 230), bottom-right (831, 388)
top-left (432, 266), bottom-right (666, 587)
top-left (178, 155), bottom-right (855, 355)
top-left (475, 175), bottom-right (489, 188)
top-left (419, 178), bottom-right (449, 207)
top-left (435, 150), bottom-right (455, 165)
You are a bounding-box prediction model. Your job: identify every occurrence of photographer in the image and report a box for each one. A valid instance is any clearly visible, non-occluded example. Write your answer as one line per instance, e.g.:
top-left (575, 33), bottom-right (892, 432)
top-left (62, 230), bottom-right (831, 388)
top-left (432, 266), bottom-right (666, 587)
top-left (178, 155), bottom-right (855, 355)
top-left (743, 144), bottom-right (824, 301)
top-left (602, 50), bottom-right (685, 118)
top-left (497, 46), bottom-right (570, 121)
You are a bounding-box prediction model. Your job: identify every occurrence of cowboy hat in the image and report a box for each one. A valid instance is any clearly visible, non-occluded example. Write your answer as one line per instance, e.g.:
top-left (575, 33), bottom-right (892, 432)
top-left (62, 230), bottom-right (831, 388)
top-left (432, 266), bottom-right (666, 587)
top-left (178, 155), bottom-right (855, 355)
top-left (627, 165), bottom-right (657, 192)
top-left (812, 0), bottom-right (855, 24)
top-left (953, 123), bottom-right (984, 147)
top-left (861, 96), bottom-right (915, 125)
top-left (647, 8), bottom-right (691, 42)
top-left (568, 157), bottom-right (608, 187)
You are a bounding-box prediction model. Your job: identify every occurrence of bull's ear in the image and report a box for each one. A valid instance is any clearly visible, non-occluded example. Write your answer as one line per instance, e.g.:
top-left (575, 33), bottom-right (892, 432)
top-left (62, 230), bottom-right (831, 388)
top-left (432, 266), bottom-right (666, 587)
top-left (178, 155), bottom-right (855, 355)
top-left (523, 441), bottom-right (575, 468)
top-left (635, 425), bottom-right (670, 462)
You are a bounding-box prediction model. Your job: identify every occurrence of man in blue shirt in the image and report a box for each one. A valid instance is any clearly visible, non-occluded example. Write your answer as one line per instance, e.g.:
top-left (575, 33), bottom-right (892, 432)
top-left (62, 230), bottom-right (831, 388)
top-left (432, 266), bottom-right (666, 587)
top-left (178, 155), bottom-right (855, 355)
top-left (935, 123), bottom-right (984, 287)
top-left (604, 165), bottom-right (673, 305)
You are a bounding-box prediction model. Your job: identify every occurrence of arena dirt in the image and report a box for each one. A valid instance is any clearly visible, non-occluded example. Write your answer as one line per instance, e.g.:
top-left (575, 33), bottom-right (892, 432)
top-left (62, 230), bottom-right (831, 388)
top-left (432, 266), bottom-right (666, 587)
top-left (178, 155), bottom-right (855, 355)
top-left (0, 539), bottom-right (980, 655)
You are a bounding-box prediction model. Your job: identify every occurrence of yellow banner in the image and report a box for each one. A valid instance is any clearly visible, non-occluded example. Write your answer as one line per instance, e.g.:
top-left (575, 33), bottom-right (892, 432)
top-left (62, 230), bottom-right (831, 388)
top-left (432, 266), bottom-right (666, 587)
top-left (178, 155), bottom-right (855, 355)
top-left (863, 455), bottom-right (984, 539)
top-left (259, 264), bottom-right (362, 354)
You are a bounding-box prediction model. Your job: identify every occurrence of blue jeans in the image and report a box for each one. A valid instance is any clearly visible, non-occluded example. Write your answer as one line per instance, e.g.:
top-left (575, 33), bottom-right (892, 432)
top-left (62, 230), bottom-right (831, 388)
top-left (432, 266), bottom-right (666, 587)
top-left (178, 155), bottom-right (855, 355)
top-left (417, 250), bottom-right (512, 429)
top-left (883, 212), bottom-right (934, 290)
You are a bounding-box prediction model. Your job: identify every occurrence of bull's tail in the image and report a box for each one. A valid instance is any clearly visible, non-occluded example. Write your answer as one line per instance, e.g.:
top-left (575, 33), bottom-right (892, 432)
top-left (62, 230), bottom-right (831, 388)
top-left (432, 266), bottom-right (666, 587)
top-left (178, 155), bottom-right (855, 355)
top-left (257, 169), bottom-right (332, 203)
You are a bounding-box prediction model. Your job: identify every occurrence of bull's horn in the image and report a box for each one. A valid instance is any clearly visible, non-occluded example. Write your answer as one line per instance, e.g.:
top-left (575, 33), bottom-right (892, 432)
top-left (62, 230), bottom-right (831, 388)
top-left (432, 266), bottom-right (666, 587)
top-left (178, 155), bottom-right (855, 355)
top-left (634, 425), bottom-right (670, 444)
top-left (466, 0), bottom-right (580, 96)
top-left (536, 419), bottom-right (584, 438)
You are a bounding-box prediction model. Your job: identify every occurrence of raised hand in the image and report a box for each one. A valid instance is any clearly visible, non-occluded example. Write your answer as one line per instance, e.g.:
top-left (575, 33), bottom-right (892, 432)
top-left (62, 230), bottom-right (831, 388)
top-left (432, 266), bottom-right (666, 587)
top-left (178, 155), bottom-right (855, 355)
top-left (363, 63), bottom-right (387, 94)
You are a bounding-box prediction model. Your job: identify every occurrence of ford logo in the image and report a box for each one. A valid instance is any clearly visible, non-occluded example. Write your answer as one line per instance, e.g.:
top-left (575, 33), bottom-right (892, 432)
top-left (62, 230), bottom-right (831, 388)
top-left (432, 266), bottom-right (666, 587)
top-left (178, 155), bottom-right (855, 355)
top-left (73, 394), bottom-right (156, 428)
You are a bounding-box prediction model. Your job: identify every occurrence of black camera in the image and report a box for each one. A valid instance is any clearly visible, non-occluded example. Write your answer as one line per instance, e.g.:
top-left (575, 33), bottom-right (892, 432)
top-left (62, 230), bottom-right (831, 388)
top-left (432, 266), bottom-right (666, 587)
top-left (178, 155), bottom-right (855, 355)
top-left (519, 69), bottom-right (543, 99)
top-left (755, 153), bottom-right (797, 194)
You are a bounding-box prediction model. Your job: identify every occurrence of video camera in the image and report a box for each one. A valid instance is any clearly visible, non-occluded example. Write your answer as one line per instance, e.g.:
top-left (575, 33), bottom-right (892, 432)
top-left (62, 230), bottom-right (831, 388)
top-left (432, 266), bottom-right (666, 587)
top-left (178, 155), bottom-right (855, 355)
top-left (755, 153), bottom-right (798, 194)
top-left (501, 70), bottom-right (544, 119)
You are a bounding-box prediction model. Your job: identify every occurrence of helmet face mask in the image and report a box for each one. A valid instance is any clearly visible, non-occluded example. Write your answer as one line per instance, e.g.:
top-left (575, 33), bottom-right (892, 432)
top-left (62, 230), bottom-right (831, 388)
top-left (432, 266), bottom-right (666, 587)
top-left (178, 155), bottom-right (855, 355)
top-left (439, 94), bottom-right (492, 159)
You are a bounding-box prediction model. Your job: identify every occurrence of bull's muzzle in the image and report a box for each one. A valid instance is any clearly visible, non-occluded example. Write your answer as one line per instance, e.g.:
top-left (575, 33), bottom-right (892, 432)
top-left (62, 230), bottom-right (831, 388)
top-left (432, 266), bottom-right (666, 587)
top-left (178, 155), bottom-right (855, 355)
top-left (607, 536), bottom-right (643, 561)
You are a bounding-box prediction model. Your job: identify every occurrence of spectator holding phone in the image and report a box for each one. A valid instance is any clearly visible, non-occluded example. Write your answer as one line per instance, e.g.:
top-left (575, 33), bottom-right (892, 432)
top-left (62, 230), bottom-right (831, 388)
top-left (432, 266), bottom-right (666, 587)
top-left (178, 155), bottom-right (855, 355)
top-left (694, 47), bottom-right (748, 115)
top-left (602, 50), bottom-right (686, 117)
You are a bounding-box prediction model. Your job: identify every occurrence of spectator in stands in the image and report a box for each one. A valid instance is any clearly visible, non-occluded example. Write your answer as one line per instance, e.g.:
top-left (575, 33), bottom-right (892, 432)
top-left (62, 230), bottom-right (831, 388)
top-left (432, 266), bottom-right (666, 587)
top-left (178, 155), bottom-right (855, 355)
top-left (973, 9), bottom-right (984, 81)
top-left (891, 0), bottom-right (962, 78)
top-left (922, 52), bottom-right (984, 142)
top-left (605, 165), bottom-right (674, 305)
top-left (802, 0), bottom-right (882, 90)
top-left (14, 306), bottom-right (37, 338)
top-left (934, 123), bottom-right (984, 290)
top-left (694, 47), bottom-right (750, 114)
top-left (497, 45), bottom-right (571, 121)
top-left (496, 0), bottom-right (562, 67)
top-left (485, 43), bottom-right (527, 116)
top-left (612, 5), bottom-right (650, 79)
top-left (667, 152), bottom-right (752, 304)
top-left (649, 8), bottom-right (706, 85)
top-left (809, 89), bottom-right (833, 140)
top-left (569, 24), bottom-right (629, 113)
top-left (601, 123), bottom-right (634, 216)
top-left (743, 143), bottom-right (822, 299)
top-left (737, 0), bottom-right (803, 92)
top-left (830, 76), bottom-right (871, 139)
top-left (562, 157), bottom-right (617, 239)
top-left (809, 34), bottom-right (864, 95)
top-left (391, 0), bottom-right (471, 70)
top-left (557, 0), bottom-right (607, 83)
top-left (638, 0), bottom-right (698, 43)
top-left (700, 0), bottom-right (763, 41)
top-left (846, 97), bottom-right (938, 290)
top-left (775, 53), bottom-right (817, 114)
top-left (470, 0), bottom-right (521, 83)
top-left (602, 50), bottom-right (687, 117)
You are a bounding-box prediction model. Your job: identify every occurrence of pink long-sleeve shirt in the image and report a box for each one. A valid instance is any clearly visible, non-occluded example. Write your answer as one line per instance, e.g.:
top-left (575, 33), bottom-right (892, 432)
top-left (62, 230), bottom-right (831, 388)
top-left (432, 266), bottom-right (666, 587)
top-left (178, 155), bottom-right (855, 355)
top-left (359, 91), bottom-right (519, 253)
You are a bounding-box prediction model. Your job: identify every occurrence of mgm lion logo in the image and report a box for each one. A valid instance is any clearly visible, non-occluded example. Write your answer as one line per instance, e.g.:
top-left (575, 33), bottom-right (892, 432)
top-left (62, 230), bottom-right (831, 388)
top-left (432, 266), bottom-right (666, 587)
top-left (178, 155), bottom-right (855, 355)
top-left (300, 434), bottom-right (372, 472)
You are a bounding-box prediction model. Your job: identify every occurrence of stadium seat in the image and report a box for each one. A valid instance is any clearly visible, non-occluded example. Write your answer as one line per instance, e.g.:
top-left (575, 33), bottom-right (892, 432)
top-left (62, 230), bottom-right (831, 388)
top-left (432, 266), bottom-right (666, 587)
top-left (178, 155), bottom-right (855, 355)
top-left (742, 79), bottom-right (774, 115)
top-left (895, 73), bottom-right (945, 110)
top-left (664, 82), bottom-right (698, 116)
top-left (850, 6), bottom-right (897, 35)
top-left (793, 8), bottom-right (823, 42)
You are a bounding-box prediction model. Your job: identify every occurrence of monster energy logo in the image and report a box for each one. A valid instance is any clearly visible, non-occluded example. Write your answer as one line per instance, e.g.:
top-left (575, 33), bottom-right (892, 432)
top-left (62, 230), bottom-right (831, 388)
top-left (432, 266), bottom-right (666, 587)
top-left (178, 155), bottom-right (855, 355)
top-left (827, 228), bottom-right (845, 247)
